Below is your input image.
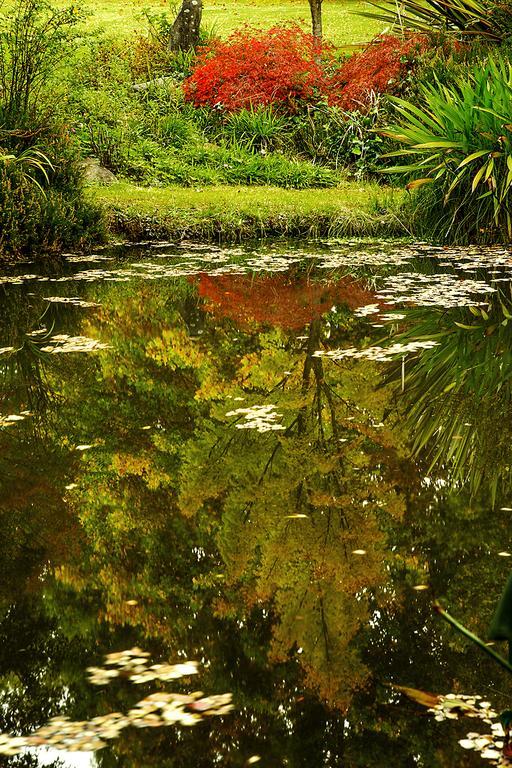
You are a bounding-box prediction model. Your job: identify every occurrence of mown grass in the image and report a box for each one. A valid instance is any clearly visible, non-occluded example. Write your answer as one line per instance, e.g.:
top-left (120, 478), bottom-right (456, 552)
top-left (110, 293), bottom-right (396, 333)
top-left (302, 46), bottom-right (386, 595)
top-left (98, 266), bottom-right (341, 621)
top-left (91, 182), bottom-right (407, 241)
top-left (59, 0), bottom-right (381, 46)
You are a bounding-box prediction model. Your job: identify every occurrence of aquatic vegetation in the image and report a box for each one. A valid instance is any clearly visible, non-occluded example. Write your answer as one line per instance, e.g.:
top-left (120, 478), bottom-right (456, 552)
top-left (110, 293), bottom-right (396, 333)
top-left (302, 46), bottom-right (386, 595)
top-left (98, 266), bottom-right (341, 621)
top-left (314, 339), bottom-right (440, 362)
top-left (377, 272), bottom-right (496, 308)
top-left (0, 411), bottom-right (31, 428)
top-left (0, 648), bottom-right (233, 756)
top-left (225, 404), bottom-right (286, 433)
top-left (39, 334), bottom-right (110, 353)
top-left (401, 688), bottom-right (512, 766)
top-left (43, 296), bottom-right (101, 307)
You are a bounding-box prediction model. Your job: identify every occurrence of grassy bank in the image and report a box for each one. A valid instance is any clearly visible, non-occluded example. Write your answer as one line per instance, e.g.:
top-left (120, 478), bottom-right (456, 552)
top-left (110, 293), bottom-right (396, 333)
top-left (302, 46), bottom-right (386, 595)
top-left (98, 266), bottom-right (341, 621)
top-left (91, 182), bottom-right (407, 242)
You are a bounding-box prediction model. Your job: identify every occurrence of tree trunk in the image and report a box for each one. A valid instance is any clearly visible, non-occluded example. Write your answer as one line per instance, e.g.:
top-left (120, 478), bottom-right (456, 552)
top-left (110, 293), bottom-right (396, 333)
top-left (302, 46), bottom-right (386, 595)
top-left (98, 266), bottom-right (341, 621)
top-left (168, 0), bottom-right (203, 52)
top-left (308, 0), bottom-right (323, 41)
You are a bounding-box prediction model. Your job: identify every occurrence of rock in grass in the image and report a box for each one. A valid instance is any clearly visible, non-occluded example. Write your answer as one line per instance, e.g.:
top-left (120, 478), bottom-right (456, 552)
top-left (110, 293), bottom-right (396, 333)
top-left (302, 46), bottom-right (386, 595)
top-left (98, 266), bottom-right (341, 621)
top-left (82, 157), bottom-right (117, 186)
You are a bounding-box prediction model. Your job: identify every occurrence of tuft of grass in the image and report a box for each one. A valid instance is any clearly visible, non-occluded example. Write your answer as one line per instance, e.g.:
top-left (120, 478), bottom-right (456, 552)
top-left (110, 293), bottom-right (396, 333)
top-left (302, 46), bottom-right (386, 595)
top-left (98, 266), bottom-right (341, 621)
top-left (89, 181), bottom-right (407, 242)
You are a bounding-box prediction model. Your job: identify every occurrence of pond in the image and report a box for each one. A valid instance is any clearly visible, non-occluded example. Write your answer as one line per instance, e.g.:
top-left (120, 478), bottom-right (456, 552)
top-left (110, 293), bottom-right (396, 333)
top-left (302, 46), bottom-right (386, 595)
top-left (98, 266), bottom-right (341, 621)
top-left (1, 239), bottom-right (512, 767)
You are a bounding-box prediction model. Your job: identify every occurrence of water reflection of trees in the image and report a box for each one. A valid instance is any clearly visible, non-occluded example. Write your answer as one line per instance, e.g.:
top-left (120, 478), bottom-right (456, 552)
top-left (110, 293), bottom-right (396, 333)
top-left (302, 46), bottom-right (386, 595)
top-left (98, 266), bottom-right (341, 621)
top-left (178, 314), bottom-right (413, 710)
top-left (0, 273), bottom-right (510, 766)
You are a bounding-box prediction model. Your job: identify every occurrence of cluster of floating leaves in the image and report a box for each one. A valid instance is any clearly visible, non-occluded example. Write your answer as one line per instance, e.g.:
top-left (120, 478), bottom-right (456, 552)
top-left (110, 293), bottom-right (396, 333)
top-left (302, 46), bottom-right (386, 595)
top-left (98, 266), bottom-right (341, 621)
top-left (427, 694), bottom-right (512, 766)
top-left (316, 242), bottom-right (512, 273)
top-left (353, 304), bottom-right (408, 323)
top-left (429, 693), bottom-right (496, 723)
top-left (65, 254), bottom-right (113, 263)
top-left (2, 242), bottom-right (512, 293)
top-left (376, 273), bottom-right (496, 308)
top-left (354, 303), bottom-right (381, 318)
top-left (226, 404), bottom-right (286, 433)
top-left (43, 296), bottom-right (100, 307)
top-left (313, 340), bottom-right (439, 363)
top-left (0, 411), bottom-right (31, 428)
top-left (0, 648), bottom-right (233, 756)
top-left (39, 334), bottom-right (110, 354)
top-left (86, 648), bottom-right (199, 686)
top-left (3, 240), bottom-right (512, 288)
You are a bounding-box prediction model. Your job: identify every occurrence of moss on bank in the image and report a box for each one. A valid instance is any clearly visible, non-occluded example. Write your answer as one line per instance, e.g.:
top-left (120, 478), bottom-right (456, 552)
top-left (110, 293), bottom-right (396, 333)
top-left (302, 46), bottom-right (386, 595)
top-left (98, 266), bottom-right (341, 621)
top-left (91, 182), bottom-right (408, 243)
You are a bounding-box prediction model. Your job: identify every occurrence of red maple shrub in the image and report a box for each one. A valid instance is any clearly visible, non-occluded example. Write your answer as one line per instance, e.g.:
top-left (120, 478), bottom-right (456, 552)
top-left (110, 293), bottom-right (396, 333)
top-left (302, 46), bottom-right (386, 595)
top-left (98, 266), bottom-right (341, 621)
top-left (183, 25), bottom-right (329, 112)
top-left (183, 26), bottom-right (438, 115)
top-left (329, 34), bottom-right (429, 110)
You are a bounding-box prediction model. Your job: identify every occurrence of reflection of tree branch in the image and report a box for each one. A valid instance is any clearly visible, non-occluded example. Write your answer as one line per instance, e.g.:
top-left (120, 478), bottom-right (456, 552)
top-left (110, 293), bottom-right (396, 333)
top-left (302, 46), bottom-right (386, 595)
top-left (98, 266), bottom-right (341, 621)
top-left (258, 441), bottom-right (281, 487)
top-left (322, 381), bottom-right (339, 441)
top-left (298, 319), bottom-right (321, 435)
top-left (320, 597), bottom-right (331, 664)
top-left (210, 431), bottom-right (237, 461)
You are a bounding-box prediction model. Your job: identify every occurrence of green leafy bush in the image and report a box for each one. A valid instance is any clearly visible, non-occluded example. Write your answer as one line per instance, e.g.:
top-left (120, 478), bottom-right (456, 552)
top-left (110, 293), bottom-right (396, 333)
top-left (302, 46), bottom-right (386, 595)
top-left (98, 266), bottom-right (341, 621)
top-left (0, 0), bottom-right (82, 125)
top-left (0, 132), bottom-right (104, 259)
top-left (0, 0), bottom-right (105, 259)
top-left (293, 101), bottom-right (387, 177)
top-left (383, 56), bottom-right (512, 242)
top-left (156, 113), bottom-right (201, 149)
top-left (118, 139), bottom-right (339, 188)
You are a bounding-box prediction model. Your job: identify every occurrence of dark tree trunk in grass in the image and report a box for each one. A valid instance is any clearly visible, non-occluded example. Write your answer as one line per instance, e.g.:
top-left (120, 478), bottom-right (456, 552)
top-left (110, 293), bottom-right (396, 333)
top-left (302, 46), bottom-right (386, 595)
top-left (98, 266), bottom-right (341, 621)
top-left (309, 0), bottom-right (323, 40)
top-left (169, 0), bottom-right (203, 52)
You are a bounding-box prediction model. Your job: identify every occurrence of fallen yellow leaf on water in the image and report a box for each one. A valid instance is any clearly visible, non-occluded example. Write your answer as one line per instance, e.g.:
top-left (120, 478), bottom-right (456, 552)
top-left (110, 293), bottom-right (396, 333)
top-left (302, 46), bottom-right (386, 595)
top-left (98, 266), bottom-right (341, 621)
top-left (392, 684), bottom-right (441, 709)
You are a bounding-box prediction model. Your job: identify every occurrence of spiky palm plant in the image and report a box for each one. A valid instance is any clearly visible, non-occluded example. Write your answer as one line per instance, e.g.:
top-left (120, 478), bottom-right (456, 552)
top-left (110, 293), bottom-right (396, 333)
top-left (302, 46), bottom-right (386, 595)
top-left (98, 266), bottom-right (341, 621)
top-left (360, 0), bottom-right (509, 41)
top-left (382, 57), bottom-right (512, 241)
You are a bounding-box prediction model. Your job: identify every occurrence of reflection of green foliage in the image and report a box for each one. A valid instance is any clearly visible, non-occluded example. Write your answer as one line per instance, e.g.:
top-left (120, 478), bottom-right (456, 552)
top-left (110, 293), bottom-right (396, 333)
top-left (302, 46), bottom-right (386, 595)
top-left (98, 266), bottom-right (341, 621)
top-left (180, 318), bottom-right (412, 709)
top-left (385, 290), bottom-right (512, 503)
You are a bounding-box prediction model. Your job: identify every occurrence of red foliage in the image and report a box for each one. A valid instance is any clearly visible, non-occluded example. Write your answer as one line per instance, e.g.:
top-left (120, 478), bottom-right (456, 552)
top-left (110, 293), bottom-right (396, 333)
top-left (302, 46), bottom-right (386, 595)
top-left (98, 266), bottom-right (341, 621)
top-left (329, 34), bottom-right (428, 110)
top-left (183, 25), bottom-right (328, 112)
top-left (197, 273), bottom-right (381, 330)
top-left (184, 26), bottom-right (437, 114)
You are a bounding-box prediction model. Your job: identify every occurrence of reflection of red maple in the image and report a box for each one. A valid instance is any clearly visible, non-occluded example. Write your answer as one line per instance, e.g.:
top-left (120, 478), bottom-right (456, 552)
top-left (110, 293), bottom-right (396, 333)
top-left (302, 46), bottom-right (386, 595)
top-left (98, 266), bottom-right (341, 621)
top-left (197, 273), bottom-right (380, 330)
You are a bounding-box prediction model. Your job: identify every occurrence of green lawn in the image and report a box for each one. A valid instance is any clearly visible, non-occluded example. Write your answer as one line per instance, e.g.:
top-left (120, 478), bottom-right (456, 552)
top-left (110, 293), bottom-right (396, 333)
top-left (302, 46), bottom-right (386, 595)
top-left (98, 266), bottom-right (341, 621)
top-left (69, 0), bottom-right (381, 46)
top-left (91, 182), bottom-right (406, 241)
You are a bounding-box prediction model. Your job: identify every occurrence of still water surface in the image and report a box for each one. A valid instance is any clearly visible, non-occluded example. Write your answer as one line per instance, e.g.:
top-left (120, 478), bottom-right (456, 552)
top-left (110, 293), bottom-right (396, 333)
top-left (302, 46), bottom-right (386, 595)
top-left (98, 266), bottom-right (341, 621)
top-left (1, 240), bottom-right (512, 767)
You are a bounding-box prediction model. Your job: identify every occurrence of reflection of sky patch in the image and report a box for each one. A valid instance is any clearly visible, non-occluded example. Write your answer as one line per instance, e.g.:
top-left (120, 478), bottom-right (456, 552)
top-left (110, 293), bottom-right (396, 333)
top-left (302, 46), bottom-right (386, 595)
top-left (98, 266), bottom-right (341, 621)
top-left (23, 746), bottom-right (96, 768)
